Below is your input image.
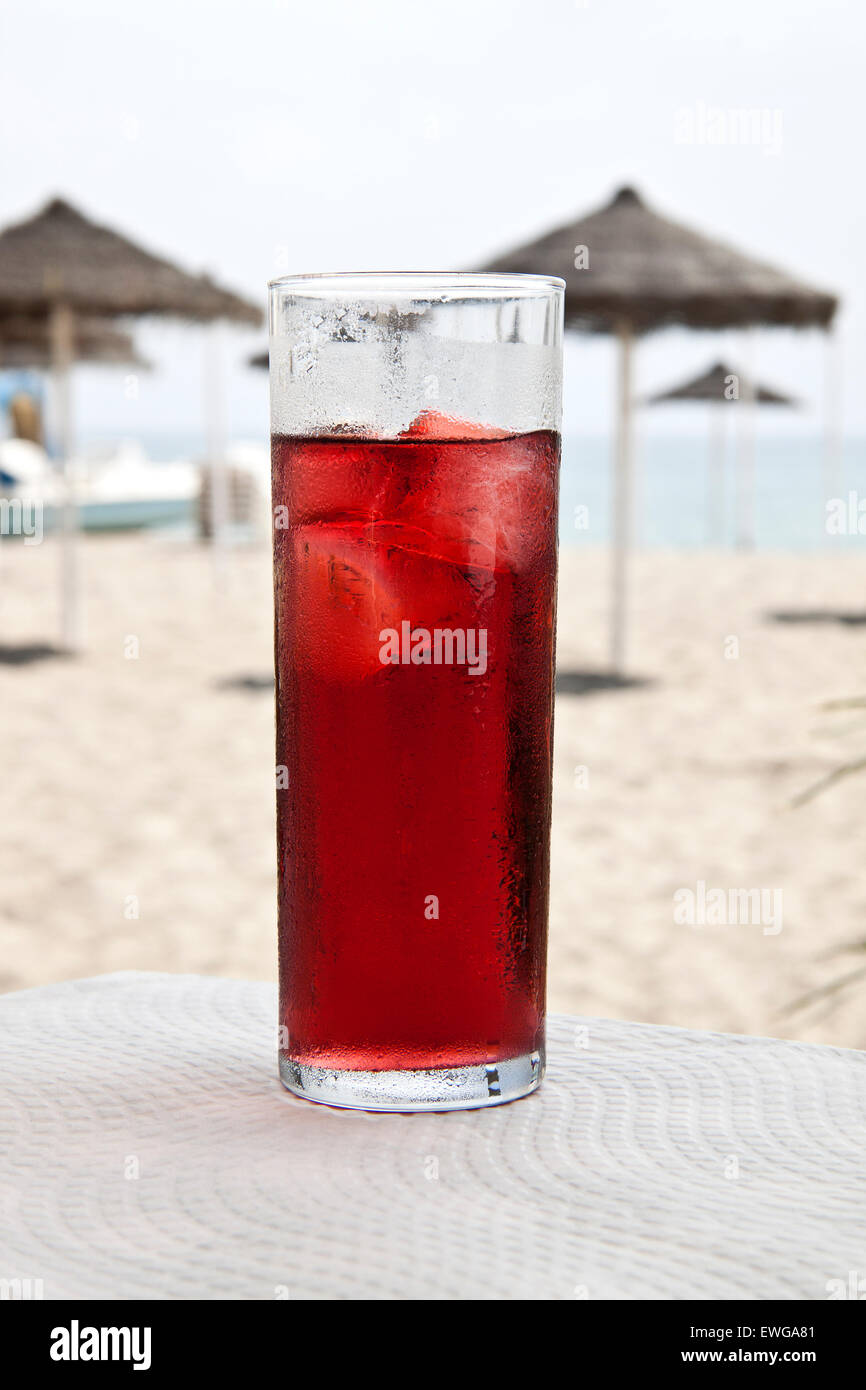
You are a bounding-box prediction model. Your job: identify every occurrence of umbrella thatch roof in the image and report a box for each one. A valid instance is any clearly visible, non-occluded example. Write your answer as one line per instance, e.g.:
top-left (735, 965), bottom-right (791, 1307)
top-left (0, 314), bottom-right (151, 369)
top-left (0, 197), bottom-right (262, 325)
top-left (248, 349), bottom-right (268, 368)
top-left (648, 360), bottom-right (795, 406)
top-left (482, 186), bottom-right (837, 334)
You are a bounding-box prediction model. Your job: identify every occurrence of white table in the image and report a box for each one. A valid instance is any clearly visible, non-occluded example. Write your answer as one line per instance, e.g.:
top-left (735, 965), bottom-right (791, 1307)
top-left (1, 972), bottom-right (864, 1300)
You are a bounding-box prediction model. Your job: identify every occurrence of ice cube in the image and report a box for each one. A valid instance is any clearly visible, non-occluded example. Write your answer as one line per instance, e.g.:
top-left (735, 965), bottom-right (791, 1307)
top-left (400, 409), bottom-right (506, 440)
top-left (276, 437), bottom-right (409, 527)
top-left (395, 432), bottom-right (557, 572)
top-left (287, 521), bottom-right (496, 681)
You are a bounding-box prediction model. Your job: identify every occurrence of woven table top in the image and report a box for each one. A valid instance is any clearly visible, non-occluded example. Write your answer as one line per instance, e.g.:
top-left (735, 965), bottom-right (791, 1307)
top-left (1, 972), bottom-right (864, 1300)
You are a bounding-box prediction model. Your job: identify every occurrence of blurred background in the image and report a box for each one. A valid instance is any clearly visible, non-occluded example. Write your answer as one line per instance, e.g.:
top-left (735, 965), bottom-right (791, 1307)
top-left (1, 0), bottom-right (865, 1046)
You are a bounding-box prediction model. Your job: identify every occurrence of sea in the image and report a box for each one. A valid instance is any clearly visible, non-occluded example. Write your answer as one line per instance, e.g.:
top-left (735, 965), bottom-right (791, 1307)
top-left (77, 430), bottom-right (866, 553)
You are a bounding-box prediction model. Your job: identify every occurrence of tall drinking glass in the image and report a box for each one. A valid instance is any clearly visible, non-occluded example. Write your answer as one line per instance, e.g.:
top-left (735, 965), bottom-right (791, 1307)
top-left (270, 273), bottom-right (564, 1111)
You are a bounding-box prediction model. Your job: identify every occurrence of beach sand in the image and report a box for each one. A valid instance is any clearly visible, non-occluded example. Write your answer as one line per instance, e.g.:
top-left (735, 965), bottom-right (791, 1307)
top-left (1, 533), bottom-right (865, 1048)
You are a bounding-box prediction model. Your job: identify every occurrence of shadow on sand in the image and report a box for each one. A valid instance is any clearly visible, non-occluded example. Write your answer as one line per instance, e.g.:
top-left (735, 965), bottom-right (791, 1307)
top-left (767, 610), bottom-right (866, 628)
top-left (555, 669), bottom-right (653, 696)
top-left (216, 673), bottom-right (275, 692)
top-left (0, 643), bottom-right (68, 667)
top-left (217, 670), bottom-right (654, 697)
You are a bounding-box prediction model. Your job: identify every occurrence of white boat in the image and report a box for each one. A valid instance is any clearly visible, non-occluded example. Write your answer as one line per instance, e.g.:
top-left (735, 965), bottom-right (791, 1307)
top-left (0, 438), bottom-right (198, 533)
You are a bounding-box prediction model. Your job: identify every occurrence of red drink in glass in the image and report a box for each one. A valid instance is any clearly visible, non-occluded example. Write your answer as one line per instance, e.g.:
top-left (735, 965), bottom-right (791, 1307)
top-left (269, 272), bottom-right (563, 1110)
top-left (273, 421), bottom-right (559, 1085)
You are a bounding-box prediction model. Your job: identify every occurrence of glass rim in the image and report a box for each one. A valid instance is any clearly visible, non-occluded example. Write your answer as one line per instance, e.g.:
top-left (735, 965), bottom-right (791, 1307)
top-left (268, 271), bottom-right (565, 299)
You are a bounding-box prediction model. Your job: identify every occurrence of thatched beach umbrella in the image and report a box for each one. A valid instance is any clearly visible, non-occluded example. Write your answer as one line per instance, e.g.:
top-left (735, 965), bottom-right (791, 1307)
top-left (483, 186), bottom-right (837, 671)
top-left (0, 315), bottom-right (151, 370)
top-left (0, 198), bottom-right (260, 322)
top-left (647, 360), bottom-right (796, 545)
top-left (648, 360), bottom-right (796, 408)
top-left (0, 196), bottom-right (262, 648)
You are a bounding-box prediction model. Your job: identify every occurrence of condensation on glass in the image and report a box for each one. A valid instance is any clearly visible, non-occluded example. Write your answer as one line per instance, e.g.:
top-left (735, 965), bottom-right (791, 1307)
top-left (270, 273), bottom-right (564, 1111)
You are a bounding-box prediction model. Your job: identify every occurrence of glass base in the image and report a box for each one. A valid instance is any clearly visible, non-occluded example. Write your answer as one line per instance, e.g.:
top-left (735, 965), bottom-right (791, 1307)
top-left (279, 1049), bottom-right (543, 1112)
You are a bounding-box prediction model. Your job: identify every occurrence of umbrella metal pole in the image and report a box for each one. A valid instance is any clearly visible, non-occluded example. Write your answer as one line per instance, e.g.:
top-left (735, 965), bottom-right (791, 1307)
top-left (610, 322), bottom-right (634, 674)
top-left (50, 303), bottom-right (82, 651)
top-left (707, 404), bottom-right (726, 546)
top-left (735, 331), bottom-right (757, 552)
top-left (821, 325), bottom-right (843, 541)
top-left (204, 322), bottom-right (229, 583)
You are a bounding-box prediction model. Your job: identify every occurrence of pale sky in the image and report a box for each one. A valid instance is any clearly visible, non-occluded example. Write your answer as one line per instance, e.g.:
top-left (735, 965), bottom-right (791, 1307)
top-left (1, 0), bottom-right (862, 443)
